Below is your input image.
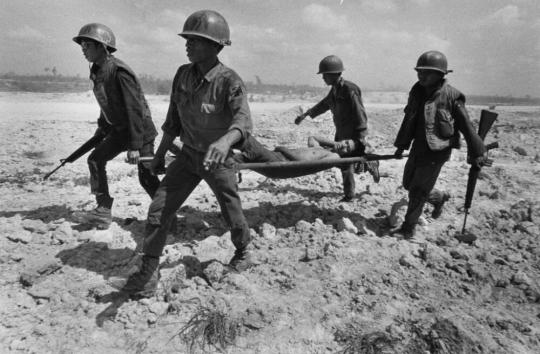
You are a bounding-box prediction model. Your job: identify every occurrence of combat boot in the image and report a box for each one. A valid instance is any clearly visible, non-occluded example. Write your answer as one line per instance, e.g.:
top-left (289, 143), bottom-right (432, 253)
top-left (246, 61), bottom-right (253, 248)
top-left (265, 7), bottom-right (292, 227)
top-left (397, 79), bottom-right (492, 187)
top-left (121, 255), bottom-right (160, 298)
top-left (73, 198), bottom-right (113, 229)
top-left (431, 192), bottom-right (451, 219)
top-left (392, 222), bottom-right (416, 239)
top-left (228, 248), bottom-right (253, 272)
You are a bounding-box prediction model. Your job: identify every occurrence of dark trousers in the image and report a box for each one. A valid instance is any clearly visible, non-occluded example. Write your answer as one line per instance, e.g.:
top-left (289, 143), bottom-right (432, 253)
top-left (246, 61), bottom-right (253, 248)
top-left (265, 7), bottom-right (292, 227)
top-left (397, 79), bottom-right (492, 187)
top-left (340, 164), bottom-right (355, 198)
top-left (143, 146), bottom-right (251, 258)
top-left (402, 155), bottom-right (446, 228)
top-left (88, 133), bottom-right (160, 206)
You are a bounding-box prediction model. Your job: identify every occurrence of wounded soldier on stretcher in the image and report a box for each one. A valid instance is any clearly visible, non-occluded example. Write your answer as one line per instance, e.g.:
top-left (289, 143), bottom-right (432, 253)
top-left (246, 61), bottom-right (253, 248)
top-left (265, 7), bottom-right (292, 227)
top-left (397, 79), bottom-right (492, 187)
top-left (227, 133), bottom-right (380, 180)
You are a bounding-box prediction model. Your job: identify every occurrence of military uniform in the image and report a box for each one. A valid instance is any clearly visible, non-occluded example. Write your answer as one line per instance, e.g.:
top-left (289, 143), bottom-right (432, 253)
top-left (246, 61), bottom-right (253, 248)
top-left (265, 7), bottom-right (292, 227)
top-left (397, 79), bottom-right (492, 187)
top-left (88, 55), bottom-right (160, 208)
top-left (306, 77), bottom-right (370, 198)
top-left (394, 80), bottom-right (485, 231)
top-left (143, 61), bottom-right (253, 258)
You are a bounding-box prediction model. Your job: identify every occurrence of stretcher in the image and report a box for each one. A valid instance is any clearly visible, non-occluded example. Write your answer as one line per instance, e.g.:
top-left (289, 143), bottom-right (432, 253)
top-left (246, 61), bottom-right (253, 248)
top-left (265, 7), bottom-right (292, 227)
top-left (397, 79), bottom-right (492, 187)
top-left (140, 154), bottom-right (406, 179)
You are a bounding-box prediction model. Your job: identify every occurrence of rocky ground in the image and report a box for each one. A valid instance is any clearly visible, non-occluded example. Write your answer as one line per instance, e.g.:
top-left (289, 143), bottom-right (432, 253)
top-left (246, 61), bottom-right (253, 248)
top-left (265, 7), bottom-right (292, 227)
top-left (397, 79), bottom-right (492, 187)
top-left (0, 91), bottom-right (539, 353)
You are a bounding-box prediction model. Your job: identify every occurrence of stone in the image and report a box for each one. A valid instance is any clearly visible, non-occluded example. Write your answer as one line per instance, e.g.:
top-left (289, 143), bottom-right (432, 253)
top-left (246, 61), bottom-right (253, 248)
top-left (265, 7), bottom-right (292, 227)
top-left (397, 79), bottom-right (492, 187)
top-left (259, 223), bottom-right (277, 240)
top-left (302, 246), bottom-right (321, 261)
top-left (7, 230), bottom-right (33, 244)
top-left (52, 222), bottom-right (73, 244)
top-left (399, 254), bottom-right (418, 268)
top-left (203, 261), bottom-right (225, 284)
top-left (21, 219), bottom-right (48, 233)
top-left (90, 229), bottom-right (114, 244)
top-left (295, 220), bottom-right (312, 232)
top-left (148, 301), bottom-right (170, 316)
top-left (387, 214), bottom-right (403, 228)
top-left (513, 146), bottom-right (528, 156)
top-left (511, 271), bottom-right (532, 287)
top-left (27, 286), bottom-right (54, 300)
top-left (335, 217), bottom-right (358, 234)
top-left (504, 253), bottom-right (523, 263)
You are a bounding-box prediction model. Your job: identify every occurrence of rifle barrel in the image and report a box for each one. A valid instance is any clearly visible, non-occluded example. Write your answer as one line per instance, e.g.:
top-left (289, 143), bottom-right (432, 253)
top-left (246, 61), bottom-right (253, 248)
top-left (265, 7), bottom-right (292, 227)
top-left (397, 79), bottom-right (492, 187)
top-left (43, 163), bottom-right (65, 180)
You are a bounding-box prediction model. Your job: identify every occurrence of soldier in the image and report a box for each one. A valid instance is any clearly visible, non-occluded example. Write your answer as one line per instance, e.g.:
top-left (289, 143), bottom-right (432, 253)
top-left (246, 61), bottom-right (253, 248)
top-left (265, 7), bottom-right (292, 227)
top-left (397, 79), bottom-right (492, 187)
top-left (120, 10), bottom-right (253, 297)
top-left (72, 23), bottom-right (161, 229)
top-left (392, 51), bottom-right (488, 239)
top-left (295, 55), bottom-right (379, 202)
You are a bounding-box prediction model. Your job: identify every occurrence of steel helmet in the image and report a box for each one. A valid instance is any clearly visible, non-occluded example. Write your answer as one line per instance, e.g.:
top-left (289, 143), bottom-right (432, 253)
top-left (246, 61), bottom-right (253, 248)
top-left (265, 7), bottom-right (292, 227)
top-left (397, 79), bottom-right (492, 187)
top-left (179, 10), bottom-right (231, 46)
top-left (73, 23), bottom-right (117, 52)
top-left (414, 50), bottom-right (452, 74)
top-left (317, 55), bottom-right (344, 74)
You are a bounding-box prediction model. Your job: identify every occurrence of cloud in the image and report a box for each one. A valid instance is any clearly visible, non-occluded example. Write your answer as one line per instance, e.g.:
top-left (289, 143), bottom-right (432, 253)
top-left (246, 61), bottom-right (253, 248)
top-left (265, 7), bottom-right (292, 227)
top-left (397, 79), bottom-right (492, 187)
top-left (410, 0), bottom-right (430, 5)
top-left (484, 5), bottom-right (521, 26)
top-left (301, 3), bottom-right (349, 32)
top-left (360, 0), bottom-right (397, 13)
top-left (7, 25), bottom-right (47, 41)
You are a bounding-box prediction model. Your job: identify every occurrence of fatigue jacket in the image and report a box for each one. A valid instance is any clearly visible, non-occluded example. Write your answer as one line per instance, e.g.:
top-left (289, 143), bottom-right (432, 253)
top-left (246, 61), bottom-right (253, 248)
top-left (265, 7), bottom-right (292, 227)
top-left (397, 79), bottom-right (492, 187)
top-left (90, 55), bottom-right (157, 150)
top-left (394, 80), bottom-right (485, 163)
top-left (162, 62), bottom-right (252, 153)
top-left (308, 77), bottom-right (368, 144)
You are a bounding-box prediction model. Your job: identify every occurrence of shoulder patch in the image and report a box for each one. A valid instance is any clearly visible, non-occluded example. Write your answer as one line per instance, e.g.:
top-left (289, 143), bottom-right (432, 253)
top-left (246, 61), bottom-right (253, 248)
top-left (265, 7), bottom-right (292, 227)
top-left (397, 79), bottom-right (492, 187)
top-left (230, 85), bottom-right (244, 98)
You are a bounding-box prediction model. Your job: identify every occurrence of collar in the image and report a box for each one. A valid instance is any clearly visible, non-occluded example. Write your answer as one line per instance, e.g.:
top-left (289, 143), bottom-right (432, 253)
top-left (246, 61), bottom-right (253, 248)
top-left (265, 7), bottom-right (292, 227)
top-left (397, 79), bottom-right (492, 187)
top-left (203, 61), bottom-right (223, 82)
top-left (190, 61), bottom-right (224, 82)
top-left (333, 76), bottom-right (344, 88)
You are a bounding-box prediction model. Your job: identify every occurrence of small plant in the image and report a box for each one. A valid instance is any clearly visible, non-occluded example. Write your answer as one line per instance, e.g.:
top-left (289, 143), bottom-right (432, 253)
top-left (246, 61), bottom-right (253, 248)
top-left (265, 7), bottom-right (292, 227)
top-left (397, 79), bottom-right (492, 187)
top-left (172, 303), bottom-right (240, 353)
top-left (336, 328), bottom-right (397, 354)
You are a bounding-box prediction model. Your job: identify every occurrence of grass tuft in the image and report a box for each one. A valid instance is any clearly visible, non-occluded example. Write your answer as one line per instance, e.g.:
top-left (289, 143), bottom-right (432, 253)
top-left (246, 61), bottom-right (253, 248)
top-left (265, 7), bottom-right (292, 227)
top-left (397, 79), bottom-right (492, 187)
top-left (172, 303), bottom-right (240, 353)
top-left (336, 329), bottom-right (397, 354)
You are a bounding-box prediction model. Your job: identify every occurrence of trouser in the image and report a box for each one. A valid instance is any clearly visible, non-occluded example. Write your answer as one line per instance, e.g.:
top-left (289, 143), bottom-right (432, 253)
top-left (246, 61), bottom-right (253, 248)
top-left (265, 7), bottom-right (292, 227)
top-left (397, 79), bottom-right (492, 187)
top-left (143, 146), bottom-right (251, 258)
top-left (88, 133), bottom-right (160, 207)
top-left (402, 156), bottom-right (446, 228)
top-left (340, 164), bottom-right (355, 198)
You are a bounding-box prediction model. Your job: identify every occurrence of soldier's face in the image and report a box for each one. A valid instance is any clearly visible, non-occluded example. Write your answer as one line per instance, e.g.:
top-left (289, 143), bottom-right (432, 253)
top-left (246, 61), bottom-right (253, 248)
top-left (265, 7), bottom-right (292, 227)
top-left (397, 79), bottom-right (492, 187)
top-left (80, 40), bottom-right (104, 63)
top-left (185, 36), bottom-right (218, 63)
top-left (322, 73), bottom-right (340, 85)
top-left (416, 69), bottom-right (444, 88)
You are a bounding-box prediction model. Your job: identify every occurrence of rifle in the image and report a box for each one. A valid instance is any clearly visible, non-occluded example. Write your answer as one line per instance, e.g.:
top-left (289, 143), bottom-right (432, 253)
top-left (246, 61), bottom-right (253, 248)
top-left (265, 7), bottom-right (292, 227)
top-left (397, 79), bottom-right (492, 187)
top-left (458, 109), bottom-right (498, 241)
top-left (43, 134), bottom-right (105, 180)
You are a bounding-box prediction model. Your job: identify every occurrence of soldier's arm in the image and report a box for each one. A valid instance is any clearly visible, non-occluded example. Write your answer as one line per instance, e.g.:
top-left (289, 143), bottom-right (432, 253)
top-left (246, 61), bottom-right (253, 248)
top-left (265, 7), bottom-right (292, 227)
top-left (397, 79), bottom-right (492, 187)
top-left (349, 89), bottom-right (368, 146)
top-left (117, 69), bottom-right (145, 151)
top-left (454, 100), bottom-right (486, 158)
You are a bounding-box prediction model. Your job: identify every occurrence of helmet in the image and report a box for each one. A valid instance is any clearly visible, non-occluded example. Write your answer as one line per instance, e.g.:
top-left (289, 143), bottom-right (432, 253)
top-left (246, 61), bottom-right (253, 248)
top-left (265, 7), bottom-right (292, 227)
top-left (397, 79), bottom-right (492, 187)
top-left (73, 23), bottom-right (117, 52)
top-left (179, 10), bottom-right (231, 46)
top-left (414, 50), bottom-right (452, 74)
top-left (317, 55), bottom-right (344, 74)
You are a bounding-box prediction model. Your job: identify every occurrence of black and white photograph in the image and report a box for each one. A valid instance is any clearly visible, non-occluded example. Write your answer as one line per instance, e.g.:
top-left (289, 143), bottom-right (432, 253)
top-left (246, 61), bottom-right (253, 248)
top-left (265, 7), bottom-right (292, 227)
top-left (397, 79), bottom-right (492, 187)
top-left (0, 0), bottom-right (539, 353)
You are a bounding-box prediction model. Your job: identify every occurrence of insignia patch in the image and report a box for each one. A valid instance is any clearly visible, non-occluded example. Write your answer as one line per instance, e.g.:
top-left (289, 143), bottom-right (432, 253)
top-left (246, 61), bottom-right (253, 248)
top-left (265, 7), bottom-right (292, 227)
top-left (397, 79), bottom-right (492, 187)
top-left (231, 86), bottom-right (243, 98)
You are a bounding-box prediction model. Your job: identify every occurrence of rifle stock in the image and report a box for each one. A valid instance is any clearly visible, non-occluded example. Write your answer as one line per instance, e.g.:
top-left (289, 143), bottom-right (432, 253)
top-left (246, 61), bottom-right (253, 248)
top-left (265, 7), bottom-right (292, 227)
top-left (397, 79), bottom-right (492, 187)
top-left (43, 134), bottom-right (105, 180)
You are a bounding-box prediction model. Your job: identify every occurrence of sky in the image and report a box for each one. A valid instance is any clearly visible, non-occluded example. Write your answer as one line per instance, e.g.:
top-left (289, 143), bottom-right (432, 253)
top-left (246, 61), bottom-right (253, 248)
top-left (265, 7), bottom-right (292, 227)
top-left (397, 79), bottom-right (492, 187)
top-left (1, 0), bottom-right (539, 97)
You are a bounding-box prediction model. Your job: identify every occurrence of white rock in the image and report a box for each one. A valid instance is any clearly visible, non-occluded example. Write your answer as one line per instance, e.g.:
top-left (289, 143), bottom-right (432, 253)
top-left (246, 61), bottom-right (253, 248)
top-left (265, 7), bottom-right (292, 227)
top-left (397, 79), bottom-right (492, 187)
top-left (260, 223), bottom-right (277, 240)
top-left (7, 230), bottom-right (33, 244)
top-left (90, 229), bottom-right (114, 244)
top-left (511, 271), bottom-right (532, 286)
top-left (336, 217), bottom-right (358, 234)
top-left (418, 216), bottom-right (428, 226)
top-left (148, 301), bottom-right (169, 316)
top-left (21, 219), bottom-right (48, 233)
top-left (52, 222), bottom-right (73, 243)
